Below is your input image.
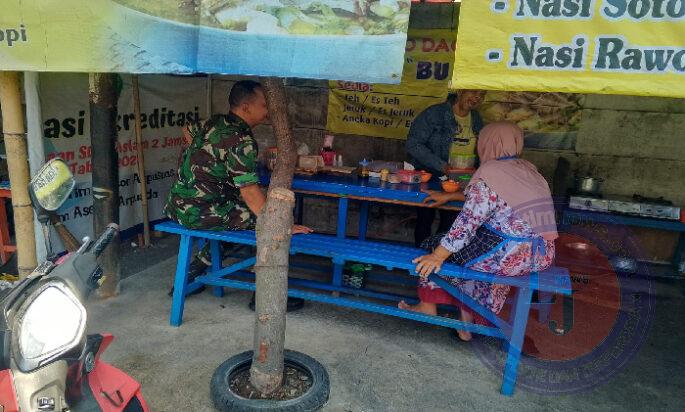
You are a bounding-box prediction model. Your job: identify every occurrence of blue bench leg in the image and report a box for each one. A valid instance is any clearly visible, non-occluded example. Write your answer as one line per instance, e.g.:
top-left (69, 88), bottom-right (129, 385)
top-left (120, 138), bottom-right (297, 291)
top-left (536, 291), bottom-right (553, 322)
top-left (332, 198), bottom-right (350, 290)
top-left (295, 193), bottom-right (304, 225)
top-left (332, 257), bottom-right (344, 287)
top-left (501, 287), bottom-right (533, 396)
top-left (337, 197), bottom-right (349, 239)
top-left (210, 240), bottom-right (224, 297)
top-left (507, 288), bottom-right (518, 325)
top-left (674, 233), bottom-right (685, 272)
top-left (170, 234), bottom-right (194, 327)
top-left (358, 200), bottom-right (369, 241)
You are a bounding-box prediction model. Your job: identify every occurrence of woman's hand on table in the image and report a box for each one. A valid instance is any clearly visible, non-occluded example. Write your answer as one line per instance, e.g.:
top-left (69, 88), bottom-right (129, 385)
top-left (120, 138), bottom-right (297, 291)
top-left (412, 246), bottom-right (451, 278)
top-left (422, 190), bottom-right (463, 207)
top-left (292, 224), bottom-right (313, 234)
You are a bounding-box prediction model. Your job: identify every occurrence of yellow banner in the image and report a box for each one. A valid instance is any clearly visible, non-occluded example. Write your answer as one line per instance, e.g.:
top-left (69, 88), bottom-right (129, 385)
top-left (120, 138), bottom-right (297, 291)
top-left (453, 1), bottom-right (685, 98)
top-left (327, 28), bottom-right (457, 139)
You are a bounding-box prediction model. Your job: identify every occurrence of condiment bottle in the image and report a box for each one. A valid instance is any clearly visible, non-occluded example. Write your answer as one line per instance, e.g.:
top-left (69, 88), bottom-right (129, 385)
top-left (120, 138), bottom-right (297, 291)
top-left (380, 169), bottom-right (389, 182)
top-left (359, 158), bottom-right (370, 178)
top-left (320, 134), bottom-right (336, 166)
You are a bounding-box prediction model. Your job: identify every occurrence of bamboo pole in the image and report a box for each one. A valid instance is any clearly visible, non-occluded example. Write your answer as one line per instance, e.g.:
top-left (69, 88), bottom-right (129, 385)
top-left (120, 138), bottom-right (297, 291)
top-left (0, 72), bottom-right (37, 277)
top-left (24, 72), bottom-right (49, 262)
top-left (132, 75), bottom-right (150, 247)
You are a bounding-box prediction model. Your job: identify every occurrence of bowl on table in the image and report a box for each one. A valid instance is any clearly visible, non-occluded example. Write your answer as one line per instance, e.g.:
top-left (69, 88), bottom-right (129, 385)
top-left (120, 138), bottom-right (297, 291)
top-left (441, 180), bottom-right (460, 193)
top-left (396, 170), bottom-right (422, 184)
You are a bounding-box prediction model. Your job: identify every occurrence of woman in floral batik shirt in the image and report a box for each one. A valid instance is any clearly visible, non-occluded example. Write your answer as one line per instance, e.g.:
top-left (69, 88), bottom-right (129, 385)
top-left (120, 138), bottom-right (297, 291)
top-left (399, 122), bottom-right (558, 341)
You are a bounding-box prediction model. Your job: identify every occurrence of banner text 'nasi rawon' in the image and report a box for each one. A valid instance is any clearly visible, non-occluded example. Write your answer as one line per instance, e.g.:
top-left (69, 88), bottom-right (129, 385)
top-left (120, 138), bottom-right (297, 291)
top-left (453, 0), bottom-right (685, 98)
top-left (0, 0), bottom-right (411, 83)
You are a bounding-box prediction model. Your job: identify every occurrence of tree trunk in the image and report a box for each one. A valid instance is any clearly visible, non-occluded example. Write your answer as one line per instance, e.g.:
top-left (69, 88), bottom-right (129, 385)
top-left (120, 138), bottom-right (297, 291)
top-left (89, 73), bottom-right (121, 298)
top-left (249, 77), bottom-right (298, 395)
top-left (0, 72), bottom-right (37, 277)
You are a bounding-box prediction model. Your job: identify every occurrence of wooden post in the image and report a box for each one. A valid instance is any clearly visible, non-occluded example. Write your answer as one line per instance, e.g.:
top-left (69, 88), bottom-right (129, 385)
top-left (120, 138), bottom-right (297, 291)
top-left (49, 213), bottom-right (81, 252)
top-left (206, 74), bottom-right (213, 118)
top-left (249, 77), bottom-right (298, 395)
top-left (132, 75), bottom-right (150, 247)
top-left (89, 73), bottom-right (120, 298)
top-left (0, 72), bottom-right (37, 277)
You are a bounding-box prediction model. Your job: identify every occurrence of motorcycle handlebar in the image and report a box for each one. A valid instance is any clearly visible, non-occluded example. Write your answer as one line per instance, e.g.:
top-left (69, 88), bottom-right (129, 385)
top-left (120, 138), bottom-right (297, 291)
top-left (90, 224), bottom-right (119, 257)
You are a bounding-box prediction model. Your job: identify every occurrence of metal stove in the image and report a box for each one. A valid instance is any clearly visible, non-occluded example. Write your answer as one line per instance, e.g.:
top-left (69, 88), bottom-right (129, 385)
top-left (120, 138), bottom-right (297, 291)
top-left (569, 194), bottom-right (609, 212)
top-left (569, 194), bottom-right (681, 220)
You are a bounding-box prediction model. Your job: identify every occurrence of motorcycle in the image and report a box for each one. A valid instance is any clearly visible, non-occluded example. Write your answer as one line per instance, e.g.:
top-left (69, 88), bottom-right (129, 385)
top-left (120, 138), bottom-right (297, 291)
top-left (0, 158), bottom-right (149, 411)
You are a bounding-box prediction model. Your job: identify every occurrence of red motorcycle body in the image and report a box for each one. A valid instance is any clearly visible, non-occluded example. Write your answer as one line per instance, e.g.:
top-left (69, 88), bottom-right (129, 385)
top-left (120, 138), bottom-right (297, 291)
top-left (0, 333), bottom-right (149, 412)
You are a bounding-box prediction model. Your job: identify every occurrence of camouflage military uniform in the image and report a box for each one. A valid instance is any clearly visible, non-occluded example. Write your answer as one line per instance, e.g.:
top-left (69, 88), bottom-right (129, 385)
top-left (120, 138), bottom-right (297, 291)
top-left (165, 113), bottom-right (259, 262)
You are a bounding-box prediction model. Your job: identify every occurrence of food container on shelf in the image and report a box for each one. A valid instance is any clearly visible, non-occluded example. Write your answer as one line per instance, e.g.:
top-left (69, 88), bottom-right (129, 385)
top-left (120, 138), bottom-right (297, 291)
top-left (447, 168), bottom-right (476, 181)
top-left (450, 154), bottom-right (476, 169)
top-left (575, 176), bottom-right (603, 195)
top-left (297, 155), bottom-right (324, 173)
top-left (396, 170), bottom-right (422, 184)
top-left (266, 147), bottom-right (278, 171)
top-left (320, 149), bottom-right (336, 166)
top-left (420, 171), bottom-right (432, 183)
top-left (454, 174), bottom-right (472, 187)
top-left (368, 160), bottom-right (402, 173)
top-left (387, 174), bottom-right (402, 184)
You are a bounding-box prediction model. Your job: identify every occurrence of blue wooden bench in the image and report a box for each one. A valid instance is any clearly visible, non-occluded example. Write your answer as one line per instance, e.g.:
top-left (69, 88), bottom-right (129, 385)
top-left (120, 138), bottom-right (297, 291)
top-left (155, 221), bottom-right (571, 396)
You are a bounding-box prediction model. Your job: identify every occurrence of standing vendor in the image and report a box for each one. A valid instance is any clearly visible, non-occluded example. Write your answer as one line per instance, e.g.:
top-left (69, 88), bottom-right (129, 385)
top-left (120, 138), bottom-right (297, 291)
top-left (406, 89), bottom-right (487, 247)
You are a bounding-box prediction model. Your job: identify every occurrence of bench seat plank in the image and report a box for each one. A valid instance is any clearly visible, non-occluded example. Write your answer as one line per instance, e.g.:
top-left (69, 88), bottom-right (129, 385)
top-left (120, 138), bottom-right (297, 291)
top-left (156, 221), bottom-right (571, 295)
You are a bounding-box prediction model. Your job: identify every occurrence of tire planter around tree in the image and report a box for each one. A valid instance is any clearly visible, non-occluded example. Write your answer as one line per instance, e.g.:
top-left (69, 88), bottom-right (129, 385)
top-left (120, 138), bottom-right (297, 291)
top-left (211, 350), bottom-right (330, 412)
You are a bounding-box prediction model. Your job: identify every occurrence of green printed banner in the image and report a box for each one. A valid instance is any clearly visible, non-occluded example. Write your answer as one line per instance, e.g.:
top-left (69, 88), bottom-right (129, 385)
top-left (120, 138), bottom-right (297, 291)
top-left (0, 0), bottom-right (411, 83)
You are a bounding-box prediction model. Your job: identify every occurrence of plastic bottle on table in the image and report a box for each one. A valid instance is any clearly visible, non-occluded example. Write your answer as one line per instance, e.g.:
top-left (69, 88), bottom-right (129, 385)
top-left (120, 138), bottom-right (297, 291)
top-left (359, 158), bottom-right (370, 177)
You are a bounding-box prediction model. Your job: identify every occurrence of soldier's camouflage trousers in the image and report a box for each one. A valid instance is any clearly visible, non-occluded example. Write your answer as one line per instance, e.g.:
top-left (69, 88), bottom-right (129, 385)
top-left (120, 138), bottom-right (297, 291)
top-left (164, 201), bottom-right (256, 267)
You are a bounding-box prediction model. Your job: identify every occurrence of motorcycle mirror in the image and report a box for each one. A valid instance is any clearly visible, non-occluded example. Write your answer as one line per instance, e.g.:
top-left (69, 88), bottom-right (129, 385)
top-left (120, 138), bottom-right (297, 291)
top-left (29, 158), bottom-right (75, 212)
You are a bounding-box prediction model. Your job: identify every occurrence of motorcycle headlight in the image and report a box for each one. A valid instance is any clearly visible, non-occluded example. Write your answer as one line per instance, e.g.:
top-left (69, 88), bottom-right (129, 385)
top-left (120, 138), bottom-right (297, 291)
top-left (17, 283), bottom-right (86, 366)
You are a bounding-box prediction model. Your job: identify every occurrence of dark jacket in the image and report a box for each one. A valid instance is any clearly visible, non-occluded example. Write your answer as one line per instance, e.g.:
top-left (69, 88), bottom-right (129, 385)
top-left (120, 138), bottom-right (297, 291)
top-left (406, 102), bottom-right (484, 174)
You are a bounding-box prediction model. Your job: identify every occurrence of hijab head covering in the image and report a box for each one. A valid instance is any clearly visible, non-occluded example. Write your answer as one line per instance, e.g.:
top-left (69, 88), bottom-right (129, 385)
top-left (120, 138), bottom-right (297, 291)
top-left (470, 122), bottom-right (558, 240)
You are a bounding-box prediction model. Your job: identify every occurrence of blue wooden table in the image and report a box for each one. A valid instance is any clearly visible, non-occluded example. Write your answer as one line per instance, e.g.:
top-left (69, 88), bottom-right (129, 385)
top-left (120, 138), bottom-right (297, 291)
top-left (562, 208), bottom-right (685, 271)
top-left (260, 173), bottom-right (464, 241)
